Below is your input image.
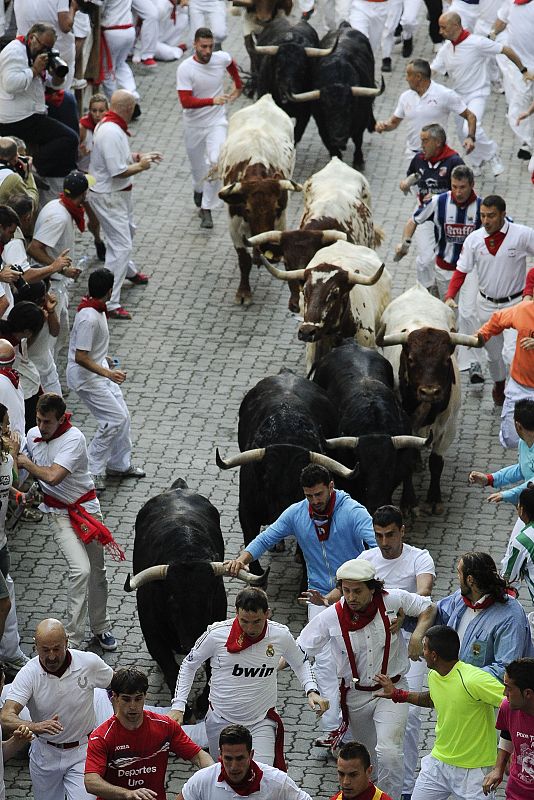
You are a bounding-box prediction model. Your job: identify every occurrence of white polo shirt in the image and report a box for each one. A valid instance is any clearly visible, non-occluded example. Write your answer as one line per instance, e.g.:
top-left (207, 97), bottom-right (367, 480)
top-left (498, 0), bottom-right (534, 70)
top-left (393, 81), bottom-right (467, 152)
top-left (25, 424), bottom-right (100, 513)
top-left (177, 52), bottom-right (232, 128)
top-left (431, 34), bottom-right (503, 97)
top-left (33, 200), bottom-right (75, 263)
top-left (457, 220), bottom-right (534, 298)
top-left (5, 649), bottom-right (113, 744)
top-left (90, 120), bottom-right (132, 193)
top-left (66, 307), bottom-right (109, 392)
top-left (181, 761), bottom-right (313, 800)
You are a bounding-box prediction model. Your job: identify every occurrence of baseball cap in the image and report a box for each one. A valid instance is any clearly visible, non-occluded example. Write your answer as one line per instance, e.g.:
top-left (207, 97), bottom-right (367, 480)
top-left (63, 171), bottom-right (89, 197)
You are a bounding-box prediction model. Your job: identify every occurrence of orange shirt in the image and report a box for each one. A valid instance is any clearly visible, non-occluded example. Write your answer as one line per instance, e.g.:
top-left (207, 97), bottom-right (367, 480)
top-left (478, 299), bottom-right (534, 387)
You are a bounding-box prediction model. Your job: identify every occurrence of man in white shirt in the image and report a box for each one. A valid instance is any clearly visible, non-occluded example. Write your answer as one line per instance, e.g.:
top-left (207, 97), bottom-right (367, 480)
top-left (98, 0), bottom-right (139, 102)
top-left (0, 340), bottom-right (25, 439)
top-left (132, 0), bottom-right (161, 66)
top-left (14, 0), bottom-right (79, 90)
top-left (0, 617), bottom-right (113, 800)
top-left (298, 559), bottom-right (436, 800)
top-left (17, 393), bottom-right (118, 652)
top-left (176, 26), bottom-right (242, 229)
top-left (66, 268), bottom-right (145, 493)
top-left (169, 587), bottom-right (328, 766)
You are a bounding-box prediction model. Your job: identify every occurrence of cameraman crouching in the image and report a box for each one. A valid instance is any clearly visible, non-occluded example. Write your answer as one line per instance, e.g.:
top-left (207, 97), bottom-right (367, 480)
top-left (0, 23), bottom-right (78, 180)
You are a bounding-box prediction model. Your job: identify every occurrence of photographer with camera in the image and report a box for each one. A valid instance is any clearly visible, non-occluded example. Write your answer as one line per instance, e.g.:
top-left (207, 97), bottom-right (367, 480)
top-left (0, 137), bottom-right (38, 208)
top-left (0, 22), bottom-right (78, 180)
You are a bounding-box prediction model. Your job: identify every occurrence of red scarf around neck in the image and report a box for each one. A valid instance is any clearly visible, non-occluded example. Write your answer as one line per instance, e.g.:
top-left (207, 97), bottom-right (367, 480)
top-left (515, 0), bottom-right (532, 5)
top-left (335, 593), bottom-right (392, 687)
top-left (309, 490), bottom-right (336, 541)
top-left (34, 412), bottom-right (72, 443)
top-left (59, 193), bottom-right (86, 232)
top-left (79, 113), bottom-right (96, 131)
top-left (226, 617), bottom-right (267, 652)
top-left (452, 189), bottom-right (477, 208)
top-left (218, 760), bottom-right (264, 796)
top-left (485, 229), bottom-right (507, 256)
top-left (101, 110), bottom-right (131, 136)
top-left (0, 366), bottom-right (20, 389)
top-left (40, 649), bottom-right (73, 677)
top-left (337, 591), bottom-right (383, 631)
top-left (461, 594), bottom-right (495, 610)
top-left (451, 29), bottom-right (471, 48)
top-left (427, 144), bottom-right (457, 164)
top-left (77, 296), bottom-right (108, 315)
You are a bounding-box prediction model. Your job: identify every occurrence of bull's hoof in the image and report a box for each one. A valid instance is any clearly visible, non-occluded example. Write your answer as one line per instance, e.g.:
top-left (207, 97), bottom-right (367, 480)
top-left (401, 505), bottom-right (419, 526)
top-left (269, 540), bottom-right (286, 553)
top-left (235, 290), bottom-right (252, 306)
top-left (422, 500), bottom-right (444, 516)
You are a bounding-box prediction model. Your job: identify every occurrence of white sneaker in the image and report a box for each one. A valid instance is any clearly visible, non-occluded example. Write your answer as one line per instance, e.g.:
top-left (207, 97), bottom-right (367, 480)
top-left (71, 78), bottom-right (87, 90)
top-left (490, 155), bottom-right (504, 176)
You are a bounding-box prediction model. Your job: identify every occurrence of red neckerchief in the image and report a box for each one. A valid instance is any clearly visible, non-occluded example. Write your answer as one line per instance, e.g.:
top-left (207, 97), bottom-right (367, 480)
top-left (226, 617), bottom-right (267, 652)
top-left (59, 193), bottom-right (86, 232)
top-left (218, 760), bottom-right (264, 796)
top-left (40, 649), bottom-right (72, 677)
top-left (45, 88), bottom-right (65, 107)
top-left (17, 35), bottom-right (46, 80)
top-left (451, 29), bottom-right (471, 48)
top-left (0, 366), bottom-right (20, 389)
top-left (452, 189), bottom-right (477, 207)
top-left (34, 412), bottom-right (72, 443)
top-left (79, 113), bottom-right (96, 131)
top-left (461, 594), bottom-right (495, 610)
top-left (100, 110), bottom-right (131, 136)
top-left (330, 785), bottom-right (380, 800)
top-left (77, 296), bottom-right (108, 315)
top-left (515, 0), bottom-right (532, 5)
top-left (427, 144), bottom-right (458, 164)
top-left (485, 229), bottom-right (507, 256)
top-left (309, 490), bottom-right (336, 541)
top-left (335, 593), bottom-right (391, 685)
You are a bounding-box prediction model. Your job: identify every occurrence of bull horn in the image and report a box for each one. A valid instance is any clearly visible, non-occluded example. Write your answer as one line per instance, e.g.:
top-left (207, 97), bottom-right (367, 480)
top-left (449, 332), bottom-right (485, 348)
top-left (219, 181), bottom-right (242, 198)
top-left (288, 89), bottom-right (321, 103)
top-left (347, 262), bottom-right (385, 286)
top-left (246, 231), bottom-right (283, 247)
top-left (309, 451), bottom-right (359, 479)
top-left (325, 437), bottom-right (359, 448)
top-left (216, 447), bottom-right (266, 469)
top-left (210, 561), bottom-right (266, 585)
top-left (124, 565), bottom-right (169, 592)
top-left (254, 44), bottom-right (280, 55)
top-left (321, 231), bottom-right (347, 244)
top-left (391, 435), bottom-right (431, 450)
top-left (351, 86), bottom-right (382, 97)
top-left (279, 179), bottom-right (303, 192)
top-left (303, 46), bottom-right (335, 57)
top-left (260, 254), bottom-right (305, 281)
top-left (378, 331), bottom-right (410, 347)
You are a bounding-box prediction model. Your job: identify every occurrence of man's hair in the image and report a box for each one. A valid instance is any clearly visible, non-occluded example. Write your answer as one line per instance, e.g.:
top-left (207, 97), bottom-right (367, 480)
top-left (460, 551), bottom-right (508, 602)
top-left (194, 27), bottom-right (213, 41)
top-left (514, 399), bottom-right (534, 430)
top-left (451, 164), bottom-right (474, 185)
top-left (0, 138), bottom-right (17, 161)
top-left (219, 724), bottom-right (253, 752)
top-left (482, 194), bottom-right (506, 212)
top-left (0, 205), bottom-right (19, 229)
top-left (337, 741), bottom-right (371, 769)
top-left (8, 137), bottom-right (26, 154)
top-left (300, 463), bottom-right (331, 489)
top-left (5, 301), bottom-right (44, 338)
top-left (6, 194), bottom-right (33, 219)
top-left (421, 123), bottom-right (446, 146)
top-left (89, 93), bottom-right (109, 109)
top-left (88, 268), bottom-right (114, 299)
top-left (336, 577), bottom-right (385, 593)
top-left (36, 393), bottom-right (66, 420)
top-left (506, 658), bottom-right (534, 692)
top-left (235, 587), bottom-right (269, 613)
top-left (373, 505), bottom-right (403, 529)
top-left (27, 22), bottom-right (56, 39)
top-left (424, 625), bottom-right (460, 661)
top-left (110, 667), bottom-right (149, 695)
top-left (408, 59), bottom-right (431, 79)
top-left (15, 280), bottom-right (46, 306)
top-left (519, 486), bottom-right (534, 519)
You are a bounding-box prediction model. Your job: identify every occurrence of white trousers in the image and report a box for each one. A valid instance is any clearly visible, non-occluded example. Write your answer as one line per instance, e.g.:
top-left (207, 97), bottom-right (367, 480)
top-left (346, 681), bottom-right (408, 800)
top-left (477, 294), bottom-right (519, 382)
top-left (155, 0), bottom-right (189, 59)
top-left (415, 220), bottom-right (437, 289)
top-left (50, 280), bottom-right (70, 363)
top-left (88, 191), bottom-right (137, 311)
top-left (189, 0), bottom-right (227, 42)
top-left (47, 513), bottom-right (110, 649)
top-left (403, 652), bottom-right (427, 794)
top-left (434, 268), bottom-right (483, 371)
top-left (75, 379), bottom-right (132, 475)
top-left (30, 739), bottom-right (94, 800)
top-left (183, 122), bottom-right (227, 210)
top-left (448, 0), bottom-right (480, 30)
top-left (382, 0), bottom-right (402, 59)
top-left (499, 55), bottom-right (534, 150)
top-left (401, 0), bottom-right (423, 38)
top-left (308, 603), bottom-right (343, 732)
top-left (455, 94), bottom-right (498, 167)
top-left (499, 376), bottom-right (534, 449)
top-left (205, 707), bottom-right (276, 764)
top-left (0, 573), bottom-right (26, 663)
top-left (299, 0), bottom-right (351, 29)
top-left (412, 754), bottom-right (489, 800)
top-left (349, 0), bottom-right (390, 58)
top-left (101, 28), bottom-right (139, 100)
top-left (132, 0), bottom-right (160, 59)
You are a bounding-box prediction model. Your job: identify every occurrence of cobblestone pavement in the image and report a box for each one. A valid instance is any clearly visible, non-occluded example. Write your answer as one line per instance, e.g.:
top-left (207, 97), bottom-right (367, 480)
top-left (4, 6), bottom-right (534, 798)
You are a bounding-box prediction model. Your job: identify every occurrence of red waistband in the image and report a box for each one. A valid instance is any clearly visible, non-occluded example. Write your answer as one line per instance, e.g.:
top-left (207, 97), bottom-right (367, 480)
top-left (436, 255), bottom-right (456, 271)
top-left (101, 24), bottom-right (134, 30)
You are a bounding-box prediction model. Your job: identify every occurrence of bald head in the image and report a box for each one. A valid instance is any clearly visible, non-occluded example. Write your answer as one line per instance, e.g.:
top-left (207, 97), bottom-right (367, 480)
top-left (35, 619), bottom-right (68, 671)
top-left (110, 90), bottom-right (136, 123)
top-left (439, 12), bottom-right (463, 40)
top-left (0, 138), bottom-right (17, 163)
top-left (0, 339), bottom-right (15, 366)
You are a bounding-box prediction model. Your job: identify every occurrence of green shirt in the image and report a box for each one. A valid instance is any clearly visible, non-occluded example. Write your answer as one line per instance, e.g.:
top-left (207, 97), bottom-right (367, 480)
top-left (429, 660), bottom-right (504, 768)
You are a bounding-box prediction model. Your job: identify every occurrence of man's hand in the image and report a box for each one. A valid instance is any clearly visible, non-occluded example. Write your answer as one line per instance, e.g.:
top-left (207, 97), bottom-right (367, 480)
top-left (51, 249), bottom-right (72, 275)
top-left (468, 471), bottom-right (489, 486)
top-left (126, 790), bottom-right (158, 800)
top-left (4, 430), bottom-right (21, 458)
top-left (445, 297), bottom-right (457, 309)
top-left (463, 136), bottom-right (475, 153)
top-left (482, 767), bottom-right (504, 795)
top-left (395, 241), bottom-right (411, 260)
top-left (307, 691), bottom-right (329, 716)
top-left (390, 607), bottom-right (405, 635)
top-left (17, 453), bottom-right (33, 472)
top-left (0, 267), bottom-right (19, 285)
top-left (520, 336), bottom-right (534, 350)
top-left (45, 292), bottom-right (58, 314)
top-left (298, 589), bottom-right (327, 606)
top-left (166, 709), bottom-right (184, 725)
top-left (373, 674), bottom-right (396, 699)
top-left (108, 369), bottom-right (127, 385)
top-left (143, 152), bottom-right (164, 164)
top-left (224, 558), bottom-right (249, 577)
top-left (407, 632), bottom-right (423, 660)
top-left (374, 121), bottom-right (389, 133)
top-left (213, 95), bottom-right (229, 105)
top-left (32, 52), bottom-right (49, 77)
top-left (487, 492), bottom-right (504, 503)
top-left (13, 724), bottom-right (33, 743)
top-left (32, 715), bottom-right (64, 736)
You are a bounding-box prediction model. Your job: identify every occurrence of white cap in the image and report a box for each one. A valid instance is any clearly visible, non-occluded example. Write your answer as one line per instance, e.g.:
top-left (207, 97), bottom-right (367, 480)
top-left (336, 559), bottom-right (376, 582)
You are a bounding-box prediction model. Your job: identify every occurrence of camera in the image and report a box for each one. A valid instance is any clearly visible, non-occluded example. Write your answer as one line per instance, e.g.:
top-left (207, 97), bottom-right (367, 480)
top-left (10, 265), bottom-right (28, 293)
top-left (46, 49), bottom-right (69, 79)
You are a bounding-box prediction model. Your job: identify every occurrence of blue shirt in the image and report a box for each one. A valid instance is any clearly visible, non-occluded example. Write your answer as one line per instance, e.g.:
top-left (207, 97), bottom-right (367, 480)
top-left (491, 439), bottom-right (534, 504)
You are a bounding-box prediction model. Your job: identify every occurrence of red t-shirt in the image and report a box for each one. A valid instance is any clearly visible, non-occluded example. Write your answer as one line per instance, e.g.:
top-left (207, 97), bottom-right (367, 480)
top-left (85, 710), bottom-right (201, 800)
top-left (329, 785), bottom-right (393, 800)
top-left (496, 698), bottom-right (534, 800)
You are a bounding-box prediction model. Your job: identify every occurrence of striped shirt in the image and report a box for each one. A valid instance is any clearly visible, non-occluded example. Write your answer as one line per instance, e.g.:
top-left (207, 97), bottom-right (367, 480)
top-left (413, 190), bottom-right (481, 270)
top-left (502, 522), bottom-right (534, 604)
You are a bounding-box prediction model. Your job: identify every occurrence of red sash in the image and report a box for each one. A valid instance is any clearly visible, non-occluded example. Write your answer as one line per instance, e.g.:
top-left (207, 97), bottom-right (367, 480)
top-left (335, 594), bottom-right (393, 689)
top-left (266, 708), bottom-right (287, 772)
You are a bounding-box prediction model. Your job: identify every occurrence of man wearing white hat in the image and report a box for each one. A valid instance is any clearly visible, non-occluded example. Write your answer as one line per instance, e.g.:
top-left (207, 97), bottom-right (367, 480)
top-left (298, 558), bottom-right (436, 800)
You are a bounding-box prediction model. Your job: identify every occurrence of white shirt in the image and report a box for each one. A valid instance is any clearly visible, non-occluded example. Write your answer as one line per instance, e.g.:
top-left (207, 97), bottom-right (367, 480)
top-left (67, 307), bottom-right (109, 391)
top-left (13, 337), bottom-right (40, 400)
top-left (33, 199), bottom-right (75, 263)
top-left (14, 0), bottom-right (73, 60)
top-left (100, 0), bottom-right (134, 28)
top-left (172, 619), bottom-right (317, 724)
top-left (0, 39), bottom-right (59, 124)
top-left (0, 454), bottom-right (13, 552)
top-left (457, 220), bottom-right (534, 297)
top-left (357, 544), bottom-right (436, 594)
top-left (393, 81), bottom-right (467, 152)
top-left (5, 649), bottom-right (113, 744)
top-left (498, 0), bottom-right (534, 69)
top-left (24, 424), bottom-right (100, 514)
top-left (431, 34), bottom-right (503, 98)
top-left (177, 51), bottom-right (232, 127)
top-left (181, 761), bottom-right (313, 800)
top-left (89, 120), bottom-right (132, 193)
top-left (298, 591), bottom-right (433, 686)
top-left (0, 375), bottom-right (25, 438)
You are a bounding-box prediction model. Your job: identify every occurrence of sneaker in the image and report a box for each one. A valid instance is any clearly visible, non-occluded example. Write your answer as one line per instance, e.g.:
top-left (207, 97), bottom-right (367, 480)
top-left (518, 147), bottom-right (532, 160)
top-left (381, 57), bottom-right (392, 73)
top-left (492, 380), bottom-right (505, 406)
top-left (95, 240), bottom-right (106, 261)
top-left (402, 37), bottom-right (413, 57)
top-left (71, 77), bottom-right (88, 90)
top-left (489, 155), bottom-right (504, 176)
top-left (126, 272), bottom-right (149, 285)
top-left (91, 473), bottom-right (106, 492)
top-left (106, 465), bottom-right (146, 479)
top-left (22, 506), bottom-right (43, 522)
top-left (2, 653), bottom-right (30, 673)
top-left (108, 307), bottom-right (132, 320)
top-left (199, 209), bottom-right (213, 229)
top-left (194, 191), bottom-right (203, 208)
top-left (469, 362), bottom-right (485, 384)
top-left (314, 731), bottom-right (339, 748)
top-left (95, 631), bottom-right (117, 652)
top-left (140, 58), bottom-right (157, 67)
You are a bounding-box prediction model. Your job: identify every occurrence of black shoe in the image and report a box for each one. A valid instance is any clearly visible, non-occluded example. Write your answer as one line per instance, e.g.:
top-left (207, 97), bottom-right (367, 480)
top-left (193, 191), bottom-right (203, 208)
top-left (394, 22), bottom-right (402, 37)
top-left (402, 37), bottom-right (413, 57)
top-left (132, 103), bottom-right (141, 120)
top-left (381, 57), bottom-right (392, 73)
top-left (95, 240), bottom-right (106, 261)
top-left (518, 147), bottom-right (532, 160)
top-left (199, 209), bottom-right (213, 229)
